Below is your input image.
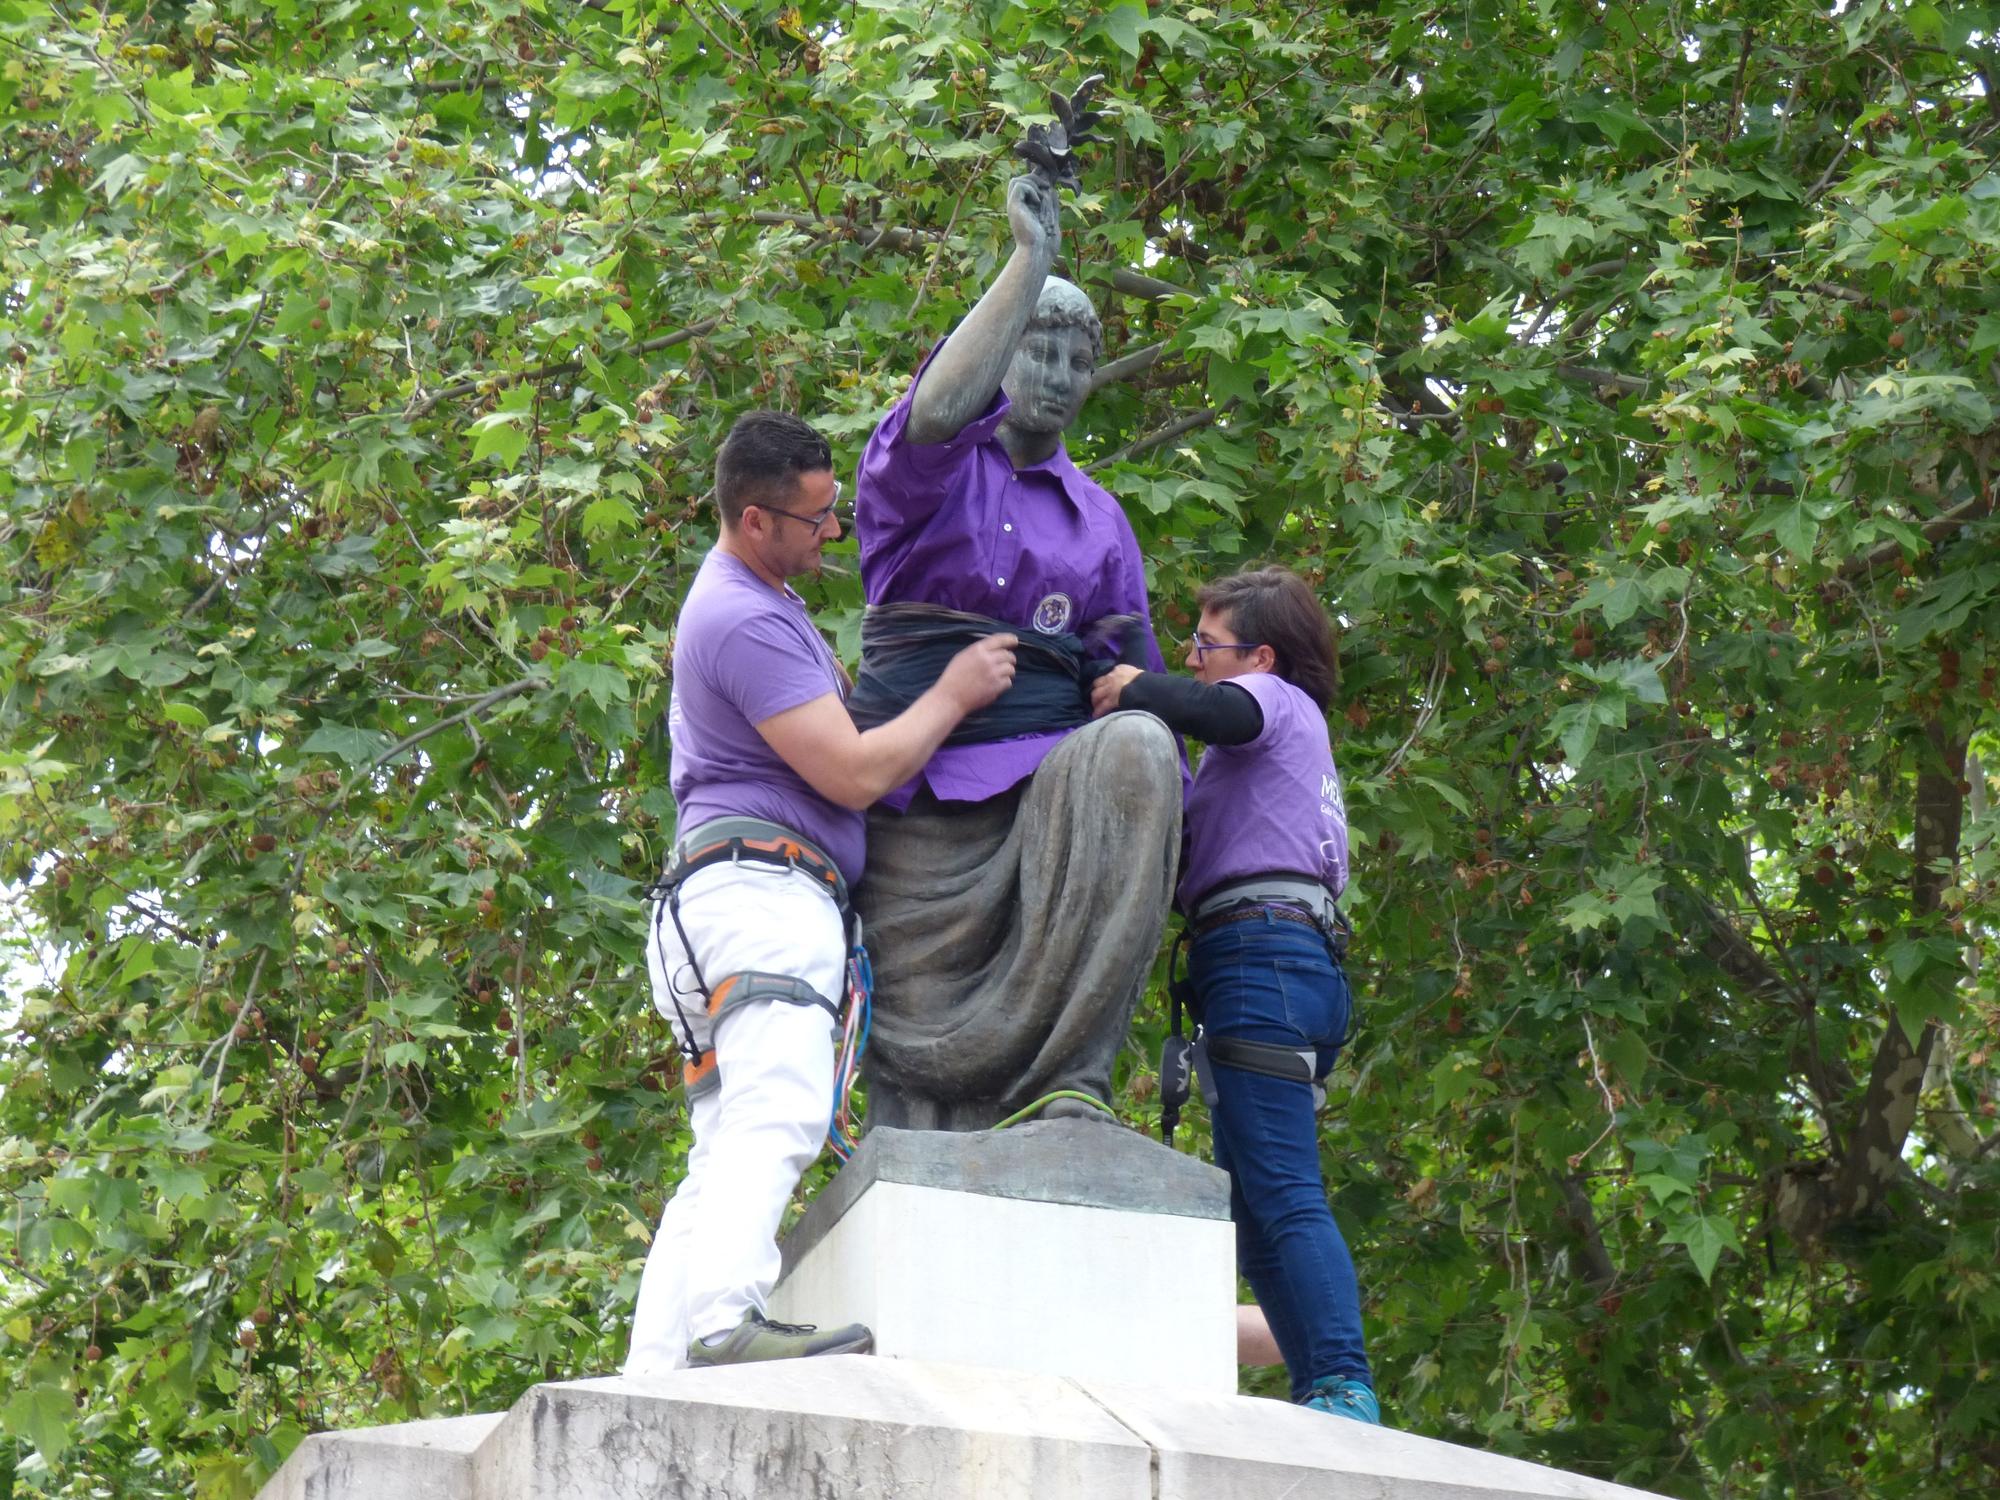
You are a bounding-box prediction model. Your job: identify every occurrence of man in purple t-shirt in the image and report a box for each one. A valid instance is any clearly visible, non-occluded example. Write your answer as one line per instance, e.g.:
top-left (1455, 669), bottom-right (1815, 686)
top-left (850, 175), bottom-right (1183, 1130)
top-left (625, 412), bottom-right (1014, 1376)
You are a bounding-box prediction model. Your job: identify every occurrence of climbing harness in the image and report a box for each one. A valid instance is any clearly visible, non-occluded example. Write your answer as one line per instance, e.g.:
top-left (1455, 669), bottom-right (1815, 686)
top-left (1158, 875), bottom-right (1355, 1147)
top-left (642, 816), bottom-right (871, 1152)
top-left (1192, 874), bottom-right (1351, 945)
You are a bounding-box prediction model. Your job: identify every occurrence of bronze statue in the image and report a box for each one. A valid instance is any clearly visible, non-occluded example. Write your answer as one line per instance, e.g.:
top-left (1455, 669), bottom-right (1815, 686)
top-left (850, 78), bottom-right (1181, 1130)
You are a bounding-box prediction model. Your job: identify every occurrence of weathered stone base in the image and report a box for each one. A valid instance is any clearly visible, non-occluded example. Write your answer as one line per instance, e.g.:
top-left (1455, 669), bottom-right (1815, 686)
top-left (259, 1411), bottom-right (501, 1500)
top-left (768, 1120), bottom-right (1238, 1391)
top-left (262, 1357), bottom-right (1669, 1500)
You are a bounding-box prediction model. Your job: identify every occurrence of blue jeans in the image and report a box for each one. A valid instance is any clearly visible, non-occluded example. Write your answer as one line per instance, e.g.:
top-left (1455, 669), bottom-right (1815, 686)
top-left (1190, 913), bottom-right (1371, 1398)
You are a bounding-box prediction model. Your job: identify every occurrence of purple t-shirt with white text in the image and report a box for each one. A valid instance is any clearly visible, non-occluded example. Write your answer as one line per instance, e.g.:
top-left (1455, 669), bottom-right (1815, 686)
top-left (1176, 672), bottom-right (1349, 910)
top-left (856, 343), bottom-right (1169, 807)
top-left (668, 550), bottom-right (865, 884)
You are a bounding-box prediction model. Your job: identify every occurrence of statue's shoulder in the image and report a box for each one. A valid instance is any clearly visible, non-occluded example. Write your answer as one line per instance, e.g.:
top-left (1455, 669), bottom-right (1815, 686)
top-left (1057, 460), bottom-right (1136, 529)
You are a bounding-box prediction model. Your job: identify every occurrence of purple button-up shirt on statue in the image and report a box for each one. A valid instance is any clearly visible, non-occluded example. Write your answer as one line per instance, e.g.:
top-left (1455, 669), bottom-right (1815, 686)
top-left (857, 346), bottom-right (1169, 807)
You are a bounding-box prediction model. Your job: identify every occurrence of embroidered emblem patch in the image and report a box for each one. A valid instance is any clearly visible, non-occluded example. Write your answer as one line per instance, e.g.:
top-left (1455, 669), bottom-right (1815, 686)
top-left (1032, 592), bottom-right (1074, 635)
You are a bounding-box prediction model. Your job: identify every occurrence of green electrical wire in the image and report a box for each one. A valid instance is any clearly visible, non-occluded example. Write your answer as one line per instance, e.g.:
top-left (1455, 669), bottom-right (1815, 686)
top-left (990, 1090), bottom-right (1117, 1130)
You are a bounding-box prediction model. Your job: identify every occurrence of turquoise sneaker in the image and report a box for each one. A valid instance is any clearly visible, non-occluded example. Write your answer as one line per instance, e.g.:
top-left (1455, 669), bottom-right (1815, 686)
top-left (1299, 1377), bottom-right (1381, 1425)
top-left (687, 1309), bottom-right (874, 1367)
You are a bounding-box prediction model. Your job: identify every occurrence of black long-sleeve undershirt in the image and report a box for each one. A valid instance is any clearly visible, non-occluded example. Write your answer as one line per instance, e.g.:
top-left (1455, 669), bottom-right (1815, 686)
top-left (1118, 672), bottom-right (1263, 746)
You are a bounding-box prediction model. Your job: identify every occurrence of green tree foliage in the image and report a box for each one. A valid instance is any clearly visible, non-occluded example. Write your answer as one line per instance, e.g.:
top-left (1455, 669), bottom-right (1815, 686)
top-left (2, 0), bottom-right (1997, 1494)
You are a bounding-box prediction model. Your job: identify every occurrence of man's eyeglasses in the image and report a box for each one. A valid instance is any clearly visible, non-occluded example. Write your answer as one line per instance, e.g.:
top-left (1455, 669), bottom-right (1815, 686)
top-left (760, 479), bottom-right (844, 531)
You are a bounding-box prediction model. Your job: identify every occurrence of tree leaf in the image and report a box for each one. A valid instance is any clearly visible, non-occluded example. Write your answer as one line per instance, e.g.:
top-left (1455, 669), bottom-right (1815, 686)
top-left (299, 724), bottom-right (393, 766)
top-left (469, 412), bottom-right (529, 469)
top-left (1664, 1211), bottom-right (1741, 1284)
top-left (4, 1380), bottom-right (74, 1463)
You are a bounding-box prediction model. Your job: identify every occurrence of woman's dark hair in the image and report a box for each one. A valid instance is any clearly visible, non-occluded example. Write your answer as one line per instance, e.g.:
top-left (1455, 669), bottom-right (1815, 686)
top-left (1196, 565), bottom-right (1338, 709)
top-left (714, 410), bottom-right (833, 527)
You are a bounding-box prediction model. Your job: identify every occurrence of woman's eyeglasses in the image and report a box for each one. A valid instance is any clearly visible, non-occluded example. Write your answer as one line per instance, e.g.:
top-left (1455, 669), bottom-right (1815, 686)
top-left (1188, 637), bottom-right (1265, 656)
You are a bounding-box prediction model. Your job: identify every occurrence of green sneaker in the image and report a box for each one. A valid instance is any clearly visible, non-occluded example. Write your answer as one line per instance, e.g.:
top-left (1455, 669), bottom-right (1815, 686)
top-left (686, 1309), bottom-right (874, 1367)
top-left (1299, 1377), bottom-right (1381, 1425)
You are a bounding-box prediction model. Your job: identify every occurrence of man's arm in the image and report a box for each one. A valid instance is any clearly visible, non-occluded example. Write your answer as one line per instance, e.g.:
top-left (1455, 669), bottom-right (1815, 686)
top-left (757, 635), bottom-right (1018, 810)
top-left (904, 176), bottom-right (1058, 445)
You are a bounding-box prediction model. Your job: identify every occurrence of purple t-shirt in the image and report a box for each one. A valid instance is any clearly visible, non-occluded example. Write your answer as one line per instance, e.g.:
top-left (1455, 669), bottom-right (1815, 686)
top-left (668, 550), bottom-right (866, 884)
top-left (1177, 672), bottom-right (1350, 910)
top-left (857, 343), bottom-right (1169, 807)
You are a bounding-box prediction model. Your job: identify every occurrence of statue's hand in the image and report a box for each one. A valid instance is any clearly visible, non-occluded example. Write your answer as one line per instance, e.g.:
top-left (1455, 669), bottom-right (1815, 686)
top-left (1006, 175), bottom-right (1059, 260)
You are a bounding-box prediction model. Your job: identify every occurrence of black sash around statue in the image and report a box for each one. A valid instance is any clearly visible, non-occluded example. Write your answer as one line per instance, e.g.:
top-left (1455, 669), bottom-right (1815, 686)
top-left (845, 601), bottom-right (1145, 746)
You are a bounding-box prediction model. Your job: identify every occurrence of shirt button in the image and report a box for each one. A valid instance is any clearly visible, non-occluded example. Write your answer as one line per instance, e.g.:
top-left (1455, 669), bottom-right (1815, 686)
top-left (996, 577), bottom-right (1006, 586)
top-left (1003, 523), bottom-right (1014, 533)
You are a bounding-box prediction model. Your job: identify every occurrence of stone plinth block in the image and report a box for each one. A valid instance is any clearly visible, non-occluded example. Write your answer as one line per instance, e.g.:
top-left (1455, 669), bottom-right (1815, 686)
top-left (472, 1358), bottom-right (1154, 1500)
top-left (765, 1119), bottom-right (1237, 1391)
top-left (258, 1360), bottom-right (1673, 1500)
top-left (1083, 1375), bottom-right (1668, 1500)
top-left (262, 1412), bottom-right (501, 1500)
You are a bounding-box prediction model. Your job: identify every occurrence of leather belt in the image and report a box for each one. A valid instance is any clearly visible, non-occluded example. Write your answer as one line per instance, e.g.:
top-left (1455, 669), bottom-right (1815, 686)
top-left (1191, 903), bottom-right (1325, 938)
top-left (1192, 873), bottom-right (1342, 928)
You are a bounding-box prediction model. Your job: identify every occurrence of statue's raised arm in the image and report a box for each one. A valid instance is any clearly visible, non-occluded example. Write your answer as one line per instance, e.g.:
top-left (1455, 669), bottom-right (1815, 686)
top-left (904, 174), bottom-right (1060, 450)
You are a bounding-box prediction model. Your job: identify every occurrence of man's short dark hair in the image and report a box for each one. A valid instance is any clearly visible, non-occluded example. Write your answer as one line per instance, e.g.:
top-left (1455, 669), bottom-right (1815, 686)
top-left (1197, 566), bottom-right (1339, 710)
top-left (714, 410), bottom-right (833, 527)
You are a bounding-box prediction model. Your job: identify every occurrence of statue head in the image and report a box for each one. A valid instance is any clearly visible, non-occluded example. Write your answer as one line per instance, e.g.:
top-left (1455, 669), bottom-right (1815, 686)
top-left (998, 277), bottom-right (1102, 442)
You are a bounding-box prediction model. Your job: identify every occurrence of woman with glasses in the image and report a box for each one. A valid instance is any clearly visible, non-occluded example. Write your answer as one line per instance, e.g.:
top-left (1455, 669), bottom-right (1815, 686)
top-left (1091, 564), bottom-right (1378, 1426)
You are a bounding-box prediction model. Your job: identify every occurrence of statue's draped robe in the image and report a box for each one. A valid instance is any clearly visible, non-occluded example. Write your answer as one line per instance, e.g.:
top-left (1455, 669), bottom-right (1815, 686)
top-left (858, 712), bottom-right (1181, 1131)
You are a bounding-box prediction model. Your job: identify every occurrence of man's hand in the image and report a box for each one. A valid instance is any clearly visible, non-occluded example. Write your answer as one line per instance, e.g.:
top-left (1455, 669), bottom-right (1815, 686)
top-left (1091, 664), bottom-right (1143, 718)
top-left (1007, 175), bottom-right (1059, 261)
top-left (938, 633), bottom-right (1019, 714)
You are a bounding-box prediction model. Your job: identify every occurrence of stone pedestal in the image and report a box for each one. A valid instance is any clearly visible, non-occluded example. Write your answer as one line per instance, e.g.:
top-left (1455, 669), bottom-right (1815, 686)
top-left (258, 1121), bottom-right (1676, 1500)
top-left (765, 1119), bottom-right (1238, 1392)
top-left (264, 1358), bottom-right (1672, 1500)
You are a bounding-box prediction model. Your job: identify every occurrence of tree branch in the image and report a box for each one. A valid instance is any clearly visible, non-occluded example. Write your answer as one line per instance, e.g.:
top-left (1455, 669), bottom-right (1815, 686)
top-left (283, 678), bottom-right (542, 897)
top-left (1726, 25), bottom-right (1755, 142)
top-left (1105, 266), bottom-right (1192, 301)
top-left (1831, 724), bottom-right (1967, 1207)
top-left (747, 209), bottom-right (936, 255)
top-left (1782, 724), bottom-right (1968, 1244)
top-left (1555, 362), bottom-right (1651, 395)
top-left (1556, 1172), bottom-right (1620, 1288)
top-left (1922, 1028), bottom-right (1986, 1165)
top-left (1682, 887), bottom-right (1855, 1130)
top-left (1836, 489), bottom-right (1996, 578)
top-left (1088, 339), bottom-right (1167, 393)
top-left (1687, 892), bottom-right (1793, 1004)
top-left (1086, 399), bottom-right (1237, 471)
top-left (405, 318), bottom-right (721, 419)
top-left (1805, 134), bottom-right (1856, 204)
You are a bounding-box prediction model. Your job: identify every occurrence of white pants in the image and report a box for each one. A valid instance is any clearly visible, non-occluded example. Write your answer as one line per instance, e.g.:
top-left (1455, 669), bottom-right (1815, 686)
top-left (624, 858), bottom-right (845, 1376)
